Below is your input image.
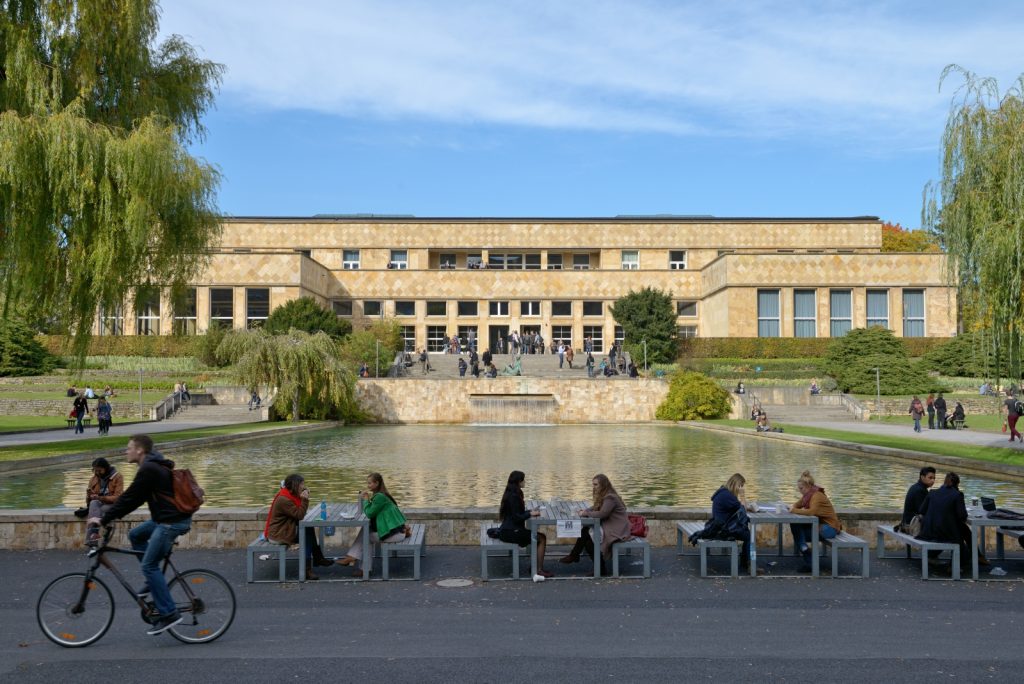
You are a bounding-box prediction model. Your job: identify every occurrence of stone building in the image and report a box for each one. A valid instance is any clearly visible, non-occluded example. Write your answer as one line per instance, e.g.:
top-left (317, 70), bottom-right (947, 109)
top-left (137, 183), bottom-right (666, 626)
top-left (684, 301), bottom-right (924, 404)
top-left (95, 215), bottom-right (956, 351)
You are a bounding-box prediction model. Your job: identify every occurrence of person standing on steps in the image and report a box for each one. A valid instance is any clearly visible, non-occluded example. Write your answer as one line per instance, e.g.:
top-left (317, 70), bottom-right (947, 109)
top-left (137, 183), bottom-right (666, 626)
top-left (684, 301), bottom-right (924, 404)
top-left (933, 393), bottom-right (947, 430)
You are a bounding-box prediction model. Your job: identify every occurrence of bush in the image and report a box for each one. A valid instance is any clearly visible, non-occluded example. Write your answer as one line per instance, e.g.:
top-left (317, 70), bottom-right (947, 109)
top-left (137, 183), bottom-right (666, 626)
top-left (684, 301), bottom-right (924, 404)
top-left (823, 328), bottom-right (941, 394)
top-left (921, 332), bottom-right (1001, 378)
top-left (609, 288), bottom-right (678, 364)
top-left (338, 320), bottom-right (404, 377)
top-left (41, 334), bottom-right (196, 357)
top-left (193, 322), bottom-right (230, 368)
top-left (0, 320), bottom-right (58, 376)
top-left (655, 370), bottom-right (732, 421)
top-left (678, 337), bottom-right (947, 360)
top-left (264, 297), bottom-right (352, 339)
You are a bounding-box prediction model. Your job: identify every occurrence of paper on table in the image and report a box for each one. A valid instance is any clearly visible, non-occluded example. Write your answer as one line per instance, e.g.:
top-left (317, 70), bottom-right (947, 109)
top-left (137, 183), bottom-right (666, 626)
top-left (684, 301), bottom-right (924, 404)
top-left (556, 519), bottom-right (582, 537)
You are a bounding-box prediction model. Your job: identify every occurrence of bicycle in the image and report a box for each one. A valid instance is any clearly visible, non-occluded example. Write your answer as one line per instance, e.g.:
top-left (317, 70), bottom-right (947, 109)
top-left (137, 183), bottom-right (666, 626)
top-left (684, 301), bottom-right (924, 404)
top-left (36, 524), bottom-right (236, 647)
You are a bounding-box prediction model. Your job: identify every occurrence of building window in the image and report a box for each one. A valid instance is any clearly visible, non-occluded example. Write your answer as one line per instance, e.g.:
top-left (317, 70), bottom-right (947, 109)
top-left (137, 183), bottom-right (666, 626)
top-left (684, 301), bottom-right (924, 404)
top-left (757, 289), bottom-right (780, 337)
top-left (342, 250), bottom-right (360, 270)
top-left (467, 253), bottom-right (483, 269)
top-left (426, 301), bottom-right (447, 317)
top-left (678, 325), bottom-right (698, 338)
top-left (621, 250), bottom-right (639, 270)
top-left (172, 288), bottom-right (197, 335)
top-left (521, 301), bottom-right (541, 317)
top-left (582, 301), bottom-right (602, 317)
top-left (426, 326), bottom-right (447, 352)
top-left (488, 253), bottom-right (523, 269)
top-left (547, 254), bottom-right (563, 270)
top-left (867, 290), bottom-right (889, 329)
top-left (551, 325), bottom-right (573, 349)
top-left (489, 301), bottom-right (509, 316)
top-left (551, 300), bottom-right (572, 317)
top-left (333, 300), bottom-right (353, 316)
top-left (669, 250), bottom-right (687, 270)
top-left (614, 325), bottom-right (625, 347)
top-left (439, 253), bottom-right (457, 269)
top-left (99, 304), bottom-right (124, 336)
top-left (458, 326), bottom-right (478, 351)
top-left (400, 325), bottom-right (416, 351)
top-left (363, 300), bottom-right (382, 317)
top-left (903, 290), bottom-right (925, 338)
top-left (246, 288), bottom-right (270, 328)
top-left (830, 290), bottom-right (852, 337)
top-left (136, 288), bottom-right (161, 336)
top-left (395, 300), bottom-right (416, 317)
top-left (676, 301), bottom-right (697, 317)
top-left (209, 288), bottom-right (234, 328)
top-left (584, 325), bottom-right (603, 352)
top-left (572, 254), bottom-right (590, 270)
top-left (389, 249), bottom-right (408, 269)
top-left (525, 254), bottom-right (541, 270)
top-left (457, 301), bottom-right (478, 317)
top-left (793, 289), bottom-right (816, 338)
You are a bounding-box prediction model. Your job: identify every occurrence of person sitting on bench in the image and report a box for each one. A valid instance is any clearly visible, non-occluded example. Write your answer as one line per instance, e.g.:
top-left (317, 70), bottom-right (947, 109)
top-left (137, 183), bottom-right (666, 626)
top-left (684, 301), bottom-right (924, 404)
top-left (947, 402), bottom-right (966, 429)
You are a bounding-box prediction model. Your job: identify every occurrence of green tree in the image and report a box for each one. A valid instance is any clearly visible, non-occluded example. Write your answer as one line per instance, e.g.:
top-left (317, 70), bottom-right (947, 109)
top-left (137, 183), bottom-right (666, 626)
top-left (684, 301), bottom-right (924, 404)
top-left (264, 297), bottom-right (352, 339)
top-left (216, 328), bottom-right (355, 421)
top-left (610, 287), bottom-right (678, 365)
top-left (655, 370), bottom-right (731, 421)
top-left (0, 1), bottom-right (223, 355)
top-left (339, 320), bottom-right (404, 377)
top-left (823, 327), bottom-right (939, 394)
top-left (924, 65), bottom-right (1024, 381)
top-left (192, 321), bottom-right (230, 368)
top-left (0, 318), bottom-right (57, 376)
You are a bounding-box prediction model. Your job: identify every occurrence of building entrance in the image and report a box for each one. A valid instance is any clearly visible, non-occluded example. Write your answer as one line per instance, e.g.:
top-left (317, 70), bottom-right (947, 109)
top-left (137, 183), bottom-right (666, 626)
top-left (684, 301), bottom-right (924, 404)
top-left (488, 325), bottom-right (509, 354)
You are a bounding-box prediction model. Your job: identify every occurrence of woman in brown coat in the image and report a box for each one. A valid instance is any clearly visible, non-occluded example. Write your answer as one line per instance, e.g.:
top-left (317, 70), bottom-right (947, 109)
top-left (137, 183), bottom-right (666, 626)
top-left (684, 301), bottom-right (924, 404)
top-left (264, 474), bottom-right (333, 580)
top-left (559, 473), bottom-right (631, 573)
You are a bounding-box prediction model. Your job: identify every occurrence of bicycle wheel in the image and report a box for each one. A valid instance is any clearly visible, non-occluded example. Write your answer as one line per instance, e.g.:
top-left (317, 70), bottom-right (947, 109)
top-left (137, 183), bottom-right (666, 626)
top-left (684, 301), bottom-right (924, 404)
top-left (166, 569), bottom-right (236, 644)
top-left (37, 573), bottom-right (115, 648)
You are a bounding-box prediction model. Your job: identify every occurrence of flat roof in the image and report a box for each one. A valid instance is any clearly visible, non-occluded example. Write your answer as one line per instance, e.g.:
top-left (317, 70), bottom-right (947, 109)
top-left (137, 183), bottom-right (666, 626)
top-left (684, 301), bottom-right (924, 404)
top-left (222, 215), bottom-right (881, 224)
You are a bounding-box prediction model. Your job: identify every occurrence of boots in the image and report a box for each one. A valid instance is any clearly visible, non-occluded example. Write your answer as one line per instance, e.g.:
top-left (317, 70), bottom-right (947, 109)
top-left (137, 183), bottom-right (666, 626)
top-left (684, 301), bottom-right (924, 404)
top-left (305, 566), bottom-right (319, 581)
top-left (797, 547), bottom-right (813, 573)
top-left (312, 550), bottom-right (334, 567)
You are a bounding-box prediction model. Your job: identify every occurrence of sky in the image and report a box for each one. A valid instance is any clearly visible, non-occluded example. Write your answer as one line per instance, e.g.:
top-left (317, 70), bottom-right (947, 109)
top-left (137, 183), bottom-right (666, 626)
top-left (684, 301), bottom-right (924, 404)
top-left (159, 1), bottom-right (1024, 229)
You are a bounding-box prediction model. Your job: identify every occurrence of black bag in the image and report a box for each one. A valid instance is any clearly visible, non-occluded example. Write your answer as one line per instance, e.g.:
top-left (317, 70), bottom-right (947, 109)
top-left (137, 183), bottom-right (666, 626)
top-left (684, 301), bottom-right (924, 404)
top-left (486, 527), bottom-right (501, 539)
top-left (1015, 400), bottom-right (1024, 415)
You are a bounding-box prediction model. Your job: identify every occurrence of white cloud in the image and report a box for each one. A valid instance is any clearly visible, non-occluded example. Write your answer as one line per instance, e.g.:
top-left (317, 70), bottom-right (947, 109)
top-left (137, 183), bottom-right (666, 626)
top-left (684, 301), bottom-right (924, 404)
top-left (159, 0), bottom-right (1024, 144)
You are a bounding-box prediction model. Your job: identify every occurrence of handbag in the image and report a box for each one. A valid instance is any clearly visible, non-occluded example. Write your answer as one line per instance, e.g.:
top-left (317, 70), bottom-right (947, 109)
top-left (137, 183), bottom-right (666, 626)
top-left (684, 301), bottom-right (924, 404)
top-left (896, 514), bottom-right (922, 537)
top-left (628, 514), bottom-right (648, 538)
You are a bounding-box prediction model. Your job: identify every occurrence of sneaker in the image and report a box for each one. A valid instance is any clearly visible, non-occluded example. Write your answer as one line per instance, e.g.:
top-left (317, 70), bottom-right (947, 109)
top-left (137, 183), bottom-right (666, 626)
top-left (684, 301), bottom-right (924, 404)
top-left (146, 612), bottom-right (183, 635)
top-left (135, 585), bottom-right (151, 600)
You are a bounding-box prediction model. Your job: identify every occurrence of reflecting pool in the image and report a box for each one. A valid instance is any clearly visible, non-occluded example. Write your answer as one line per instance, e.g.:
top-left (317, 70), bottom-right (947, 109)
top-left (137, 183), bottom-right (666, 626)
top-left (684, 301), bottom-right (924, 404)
top-left (2, 425), bottom-right (1021, 510)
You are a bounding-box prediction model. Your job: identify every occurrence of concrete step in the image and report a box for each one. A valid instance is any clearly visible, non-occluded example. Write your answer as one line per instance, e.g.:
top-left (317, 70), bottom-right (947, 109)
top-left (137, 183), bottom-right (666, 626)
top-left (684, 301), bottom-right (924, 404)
top-left (163, 404), bottom-right (265, 423)
top-left (757, 405), bottom-right (857, 423)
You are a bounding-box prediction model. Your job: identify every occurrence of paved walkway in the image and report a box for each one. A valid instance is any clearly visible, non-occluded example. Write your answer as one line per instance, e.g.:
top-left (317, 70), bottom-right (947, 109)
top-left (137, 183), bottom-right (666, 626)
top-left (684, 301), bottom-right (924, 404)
top-left (0, 418), bottom-right (254, 449)
top-left (786, 419), bottom-right (1024, 451)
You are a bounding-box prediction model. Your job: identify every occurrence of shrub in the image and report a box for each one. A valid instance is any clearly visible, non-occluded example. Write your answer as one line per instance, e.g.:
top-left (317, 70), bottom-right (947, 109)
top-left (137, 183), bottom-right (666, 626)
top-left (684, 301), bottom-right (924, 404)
top-left (0, 320), bottom-right (58, 376)
top-left (610, 287), bottom-right (678, 364)
top-left (655, 370), bottom-right (732, 421)
top-left (823, 328), bottom-right (942, 394)
top-left (193, 322), bottom-right (230, 368)
top-left (264, 297), bottom-right (352, 339)
top-left (921, 331), bottom-right (1001, 378)
top-left (338, 320), bottom-right (404, 377)
top-left (678, 337), bottom-right (946, 360)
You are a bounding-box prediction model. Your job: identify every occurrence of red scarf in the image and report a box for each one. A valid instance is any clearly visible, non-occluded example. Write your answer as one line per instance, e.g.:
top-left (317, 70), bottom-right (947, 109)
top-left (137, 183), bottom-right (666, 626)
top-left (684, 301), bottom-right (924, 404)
top-left (263, 487), bottom-right (305, 539)
top-left (799, 485), bottom-right (822, 509)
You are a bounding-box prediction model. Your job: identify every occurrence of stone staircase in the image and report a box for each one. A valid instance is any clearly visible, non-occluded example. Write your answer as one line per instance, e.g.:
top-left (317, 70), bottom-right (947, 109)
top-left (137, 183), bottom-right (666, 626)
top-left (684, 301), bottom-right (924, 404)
top-left (162, 402), bottom-right (265, 424)
top-left (743, 387), bottom-right (861, 423)
top-left (410, 352), bottom-right (634, 380)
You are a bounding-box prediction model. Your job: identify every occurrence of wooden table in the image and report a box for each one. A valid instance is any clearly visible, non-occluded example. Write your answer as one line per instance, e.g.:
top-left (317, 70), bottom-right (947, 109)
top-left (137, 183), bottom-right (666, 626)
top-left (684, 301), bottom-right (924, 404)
top-left (968, 515), bottom-right (1024, 580)
top-left (298, 502), bottom-right (370, 581)
top-left (748, 509), bottom-right (820, 577)
top-left (529, 499), bottom-right (602, 579)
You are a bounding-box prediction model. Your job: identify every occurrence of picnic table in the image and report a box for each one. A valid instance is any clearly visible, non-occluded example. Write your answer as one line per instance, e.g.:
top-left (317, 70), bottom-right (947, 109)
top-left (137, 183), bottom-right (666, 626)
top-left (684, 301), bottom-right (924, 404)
top-left (298, 502), bottom-right (370, 581)
top-left (748, 508), bottom-right (820, 577)
top-left (967, 513), bottom-right (1024, 580)
top-left (528, 499), bottom-right (602, 579)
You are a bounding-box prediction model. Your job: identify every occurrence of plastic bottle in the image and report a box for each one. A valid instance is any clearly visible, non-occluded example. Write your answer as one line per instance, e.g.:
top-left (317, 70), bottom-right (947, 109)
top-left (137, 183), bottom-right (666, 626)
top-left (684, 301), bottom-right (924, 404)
top-left (321, 500), bottom-right (335, 537)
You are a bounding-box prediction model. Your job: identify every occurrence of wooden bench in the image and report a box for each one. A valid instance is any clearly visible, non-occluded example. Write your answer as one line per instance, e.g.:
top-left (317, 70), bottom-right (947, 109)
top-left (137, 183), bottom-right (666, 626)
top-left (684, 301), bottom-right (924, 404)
top-left (376, 524), bottom-right (426, 580)
top-left (822, 531), bottom-right (870, 577)
top-left (876, 525), bottom-right (961, 580)
top-left (246, 537), bottom-right (292, 583)
top-left (610, 537), bottom-right (651, 578)
top-left (66, 416), bottom-right (93, 429)
top-left (479, 523), bottom-right (525, 581)
top-left (677, 521), bottom-right (741, 578)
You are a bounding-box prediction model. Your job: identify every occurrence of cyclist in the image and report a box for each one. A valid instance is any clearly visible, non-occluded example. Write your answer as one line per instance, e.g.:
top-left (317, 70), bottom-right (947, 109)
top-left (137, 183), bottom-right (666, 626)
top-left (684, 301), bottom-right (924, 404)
top-left (100, 434), bottom-right (192, 635)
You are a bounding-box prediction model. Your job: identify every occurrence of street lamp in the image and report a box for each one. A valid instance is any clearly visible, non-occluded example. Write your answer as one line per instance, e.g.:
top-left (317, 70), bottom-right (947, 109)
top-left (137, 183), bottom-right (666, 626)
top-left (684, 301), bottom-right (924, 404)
top-left (642, 339), bottom-right (648, 373)
top-left (873, 367), bottom-right (881, 420)
top-left (375, 340), bottom-right (380, 378)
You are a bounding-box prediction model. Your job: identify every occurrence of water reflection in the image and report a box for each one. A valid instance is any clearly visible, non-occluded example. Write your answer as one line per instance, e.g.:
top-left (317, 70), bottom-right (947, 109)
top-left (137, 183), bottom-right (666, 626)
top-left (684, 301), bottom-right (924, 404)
top-left (1, 425), bottom-right (1021, 510)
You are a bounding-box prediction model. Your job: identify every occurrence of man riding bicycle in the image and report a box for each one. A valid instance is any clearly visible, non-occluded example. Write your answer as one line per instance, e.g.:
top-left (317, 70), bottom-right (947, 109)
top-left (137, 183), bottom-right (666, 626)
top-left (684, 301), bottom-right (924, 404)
top-left (100, 434), bottom-right (192, 635)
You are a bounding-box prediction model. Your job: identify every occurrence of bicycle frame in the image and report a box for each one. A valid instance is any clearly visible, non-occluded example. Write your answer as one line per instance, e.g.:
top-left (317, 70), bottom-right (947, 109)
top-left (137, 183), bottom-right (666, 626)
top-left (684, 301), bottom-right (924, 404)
top-left (78, 535), bottom-right (193, 618)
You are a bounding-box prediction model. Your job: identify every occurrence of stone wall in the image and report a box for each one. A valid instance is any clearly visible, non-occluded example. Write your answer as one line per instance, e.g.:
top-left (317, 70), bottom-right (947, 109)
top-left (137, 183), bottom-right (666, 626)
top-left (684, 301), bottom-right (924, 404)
top-left (870, 396), bottom-right (1007, 417)
top-left (354, 377), bottom-right (669, 423)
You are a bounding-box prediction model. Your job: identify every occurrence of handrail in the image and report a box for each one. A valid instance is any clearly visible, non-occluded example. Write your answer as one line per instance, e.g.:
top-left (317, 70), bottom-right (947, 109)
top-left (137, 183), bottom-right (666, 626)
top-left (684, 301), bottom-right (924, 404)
top-left (151, 391), bottom-right (187, 422)
top-left (837, 393), bottom-right (868, 421)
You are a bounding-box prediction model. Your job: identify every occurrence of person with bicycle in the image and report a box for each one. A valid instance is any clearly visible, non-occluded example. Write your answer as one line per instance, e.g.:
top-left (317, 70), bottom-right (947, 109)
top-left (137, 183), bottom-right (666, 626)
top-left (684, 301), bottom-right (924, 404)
top-left (100, 434), bottom-right (192, 635)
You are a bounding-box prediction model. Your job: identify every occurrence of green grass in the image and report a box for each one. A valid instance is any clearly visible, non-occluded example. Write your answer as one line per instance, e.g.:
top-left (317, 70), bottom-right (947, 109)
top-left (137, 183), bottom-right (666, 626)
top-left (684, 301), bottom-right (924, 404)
top-left (0, 421), bottom-right (322, 462)
top-left (703, 419), bottom-right (1024, 467)
top-left (0, 416), bottom-right (83, 431)
top-left (873, 414), bottom-right (1006, 433)
top-left (0, 390), bottom-right (168, 402)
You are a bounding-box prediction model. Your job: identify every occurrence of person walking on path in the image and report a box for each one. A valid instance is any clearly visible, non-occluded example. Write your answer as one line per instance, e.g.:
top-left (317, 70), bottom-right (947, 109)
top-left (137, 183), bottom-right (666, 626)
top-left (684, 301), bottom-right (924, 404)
top-left (933, 393), bottom-right (947, 430)
top-left (1005, 390), bottom-right (1023, 443)
top-left (926, 393), bottom-right (935, 430)
top-left (909, 396), bottom-right (925, 433)
top-left (557, 342), bottom-right (566, 369)
top-left (72, 392), bottom-right (90, 434)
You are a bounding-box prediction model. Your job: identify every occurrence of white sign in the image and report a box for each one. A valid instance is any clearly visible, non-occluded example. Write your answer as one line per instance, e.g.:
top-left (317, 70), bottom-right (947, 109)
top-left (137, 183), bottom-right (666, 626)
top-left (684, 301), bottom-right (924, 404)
top-left (556, 519), bottom-right (582, 538)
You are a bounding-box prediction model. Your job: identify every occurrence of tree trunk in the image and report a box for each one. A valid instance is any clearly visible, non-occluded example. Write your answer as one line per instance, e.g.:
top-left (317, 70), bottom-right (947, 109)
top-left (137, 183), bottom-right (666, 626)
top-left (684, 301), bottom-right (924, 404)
top-left (292, 389), bottom-right (300, 422)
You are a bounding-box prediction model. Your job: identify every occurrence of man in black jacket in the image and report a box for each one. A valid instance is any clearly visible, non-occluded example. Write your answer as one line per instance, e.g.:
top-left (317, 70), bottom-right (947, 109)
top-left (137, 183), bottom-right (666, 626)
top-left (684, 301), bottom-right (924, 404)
top-left (900, 466), bottom-right (935, 528)
top-left (933, 393), bottom-right (948, 430)
top-left (917, 471), bottom-right (968, 571)
top-left (101, 434), bottom-right (192, 635)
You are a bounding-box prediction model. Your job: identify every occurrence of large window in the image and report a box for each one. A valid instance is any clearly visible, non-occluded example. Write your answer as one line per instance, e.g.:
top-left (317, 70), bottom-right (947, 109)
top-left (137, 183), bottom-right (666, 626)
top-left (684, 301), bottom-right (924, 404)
top-left (246, 288), bottom-right (270, 328)
top-left (551, 325), bottom-right (573, 349)
top-left (793, 289), bottom-right (816, 338)
top-left (669, 250), bottom-right (687, 270)
top-left (439, 253), bottom-right (457, 269)
top-left (172, 288), bottom-right (197, 335)
top-left (395, 300), bottom-right (416, 317)
top-left (829, 290), bottom-right (852, 337)
top-left (400, 326), bottom-right (416, 351)
top-left (551, 300), bottom-right (572, 317)
top-left (342, 249), bottom-right (360, 270)
top-left (457, 301), bottom-right (478, 317)
top-left (489, 301), bottom-right (509, 316)
top-left (614, 325), bottom-right (625, 347)
top-left (488, 253), bottom-right (523, 269)
top-left (363, 300), bottom-right (382, 317)
top-left (903, 290), bottom-right (925, 337)
top-left (572, 254), bottom-right (590, 270)
top-left (467, 253), bottom-right (483, 269)
top-left (333, 300), bottom-right (353, 316)
top-left (521, 301), bottom-right (541, 317)
top-left (867, 290), bottom-right (889, 329)
top-left (136, 288), bottom-right (161, 336)
top-left (389, 249), bottom-right (408, 269)
top-left (525, 253), bottom-right (541, 270)
top-left (583, 325), bottom-right (604, 352)
top-left (676, 301), bottom-right (697, 317)
top-left (757, 289), bottom-right (780, 337)
top-left (547, 254), bottom-right (563, 270)
top-left (426, 326), bottom-right (447, 352)
top-left (458, 326), bottom-right (478, 351)
top-left (426, 301), bottom-right (447, 317)
top-left (210, 288), bottom-right (234, 328)
top-left (621, 250), bottom-right (639, 270)
top-left (582, 301), bottom-right (603, 317)
top-left (99, 304), bottom-right (124, 336)
top-left (678, 325), bottom-right (698, 338)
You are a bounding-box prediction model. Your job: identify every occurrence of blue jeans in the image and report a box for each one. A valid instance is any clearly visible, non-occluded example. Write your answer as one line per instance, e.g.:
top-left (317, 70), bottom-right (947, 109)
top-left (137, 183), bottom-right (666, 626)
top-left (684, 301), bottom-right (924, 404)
top-left (790, 521), bottom-right (838, 552)
top-left (913, 417), bottom-right (921, 432)
top-left (75, 412), bottom-right (85, 434)
top-left (129, 518), bottom-right (192, 617)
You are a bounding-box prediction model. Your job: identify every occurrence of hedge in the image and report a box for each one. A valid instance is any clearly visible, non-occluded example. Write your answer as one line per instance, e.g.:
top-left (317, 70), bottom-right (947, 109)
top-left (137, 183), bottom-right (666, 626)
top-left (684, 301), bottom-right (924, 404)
top-left (678, 337), bottom-right (947, 359)
top-left (41, 335), bottom-right (196, 358)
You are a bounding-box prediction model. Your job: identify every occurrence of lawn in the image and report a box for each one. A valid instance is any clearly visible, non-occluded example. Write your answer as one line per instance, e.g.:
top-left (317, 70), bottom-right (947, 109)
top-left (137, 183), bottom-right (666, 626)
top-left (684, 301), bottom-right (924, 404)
top-left (0, 390), bottom-right (168, 402)
top-left (703, 419), bottom-right (1024, 468)
top-left (0, 421), bottom-right (322, 462)
top-left (873, 413), bottom-right (1006, 433)
top-left (0, 416), bottom-right (90, 431)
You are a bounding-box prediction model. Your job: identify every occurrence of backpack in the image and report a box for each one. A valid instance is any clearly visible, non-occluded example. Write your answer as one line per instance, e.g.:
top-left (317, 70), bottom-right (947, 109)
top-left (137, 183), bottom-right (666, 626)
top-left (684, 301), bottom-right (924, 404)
top-left (1015, 400), bottom-right (1024, 415)
top-left (158, 462), bottom-right (205, 514)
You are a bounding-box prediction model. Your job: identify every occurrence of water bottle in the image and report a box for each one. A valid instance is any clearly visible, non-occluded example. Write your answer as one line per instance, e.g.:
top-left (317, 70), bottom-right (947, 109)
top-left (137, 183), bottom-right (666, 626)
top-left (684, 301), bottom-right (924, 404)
top-left (321, 500), bottom-right (335, 537)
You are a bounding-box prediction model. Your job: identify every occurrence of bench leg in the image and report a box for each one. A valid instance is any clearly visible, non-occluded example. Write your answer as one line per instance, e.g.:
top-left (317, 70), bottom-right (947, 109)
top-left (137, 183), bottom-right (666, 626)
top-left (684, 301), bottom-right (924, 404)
top-left (832, 545), bottom-right (839, 578)
top-left (511, 547), bottom-right (520, 580)
top-left (677, 528), bottom-right (683, 555)
top-left (699, 545), bottom-right (708, 578)
top-left (643, 544), bottom-right (651, 578)
top-left (382, 548), bottom-right (390, 580)
top-left (862, 546), bottom-right (870, 578)
top-left (246, 548), bottom-right (255, 583)
top-left (951, 548), bottom-right (960, 581)
top-left (481, 548), bottom-right (488, 582)
top-left (921, 552), bottom-right (929, 580)
top-left (730, 544), bottom-right (738, 578)
top-left (612, 548), bottom-right (620, 577)
top-left (413, 545), bottom-right (422, 580)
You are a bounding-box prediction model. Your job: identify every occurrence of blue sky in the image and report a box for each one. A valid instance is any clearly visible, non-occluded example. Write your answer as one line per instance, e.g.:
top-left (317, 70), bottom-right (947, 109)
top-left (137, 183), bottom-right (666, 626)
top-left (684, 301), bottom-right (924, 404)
top-left (160, 1), bottom-right (1023, 228)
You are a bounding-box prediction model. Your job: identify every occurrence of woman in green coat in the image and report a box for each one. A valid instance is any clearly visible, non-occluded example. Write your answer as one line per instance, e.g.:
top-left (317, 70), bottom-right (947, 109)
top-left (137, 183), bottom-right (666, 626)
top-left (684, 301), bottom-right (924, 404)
top-left (337, 472), bottom-right (407, 575)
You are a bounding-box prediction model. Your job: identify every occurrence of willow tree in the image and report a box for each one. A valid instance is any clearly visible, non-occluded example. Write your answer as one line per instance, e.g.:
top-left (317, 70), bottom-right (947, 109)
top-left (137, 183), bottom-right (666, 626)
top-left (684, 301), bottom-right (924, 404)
top-left (924, 65), bottom-right (1024, 383)
top-left (217, 328), bottom-right (356, 422)
top-left (0, 1), bottom-right (223, 353)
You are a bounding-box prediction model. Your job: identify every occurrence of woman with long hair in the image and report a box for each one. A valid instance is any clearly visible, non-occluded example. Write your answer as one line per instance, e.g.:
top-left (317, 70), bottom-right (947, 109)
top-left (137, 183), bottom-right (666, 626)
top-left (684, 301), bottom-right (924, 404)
top-left (788, 470), bottom-right (842, 573)
top-left (711, 473), bottom-right (759, 572)
top-left (497, 471), bottom-right (551, 577)
top-left (560, 474), bottom-right (631, 574)
top-left (265, 474), bottom-right (333, 581)
top-left (337, 472), bottom-right (408, 576)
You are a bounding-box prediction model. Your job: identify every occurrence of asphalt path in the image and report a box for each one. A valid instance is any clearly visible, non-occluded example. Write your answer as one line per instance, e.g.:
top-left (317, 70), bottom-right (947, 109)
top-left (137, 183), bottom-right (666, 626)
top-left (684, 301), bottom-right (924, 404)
top-left (3, 546), bottom-right (1024, 682)
top-left (788, 420), bottom-right (1024, 451)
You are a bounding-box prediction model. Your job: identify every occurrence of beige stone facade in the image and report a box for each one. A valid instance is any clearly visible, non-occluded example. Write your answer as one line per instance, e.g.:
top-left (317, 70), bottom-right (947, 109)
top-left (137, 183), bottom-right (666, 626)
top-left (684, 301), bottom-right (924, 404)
top-left (94, 216), bottom-right (956, 348)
